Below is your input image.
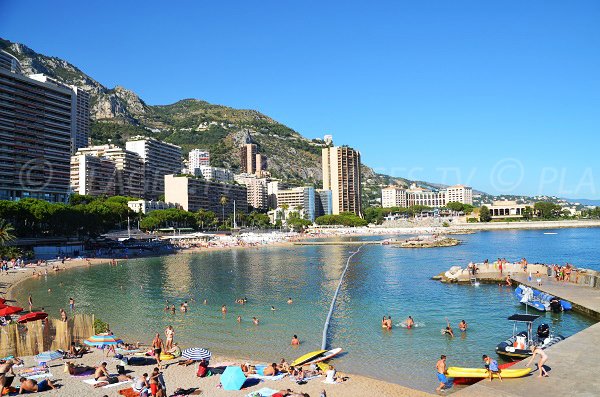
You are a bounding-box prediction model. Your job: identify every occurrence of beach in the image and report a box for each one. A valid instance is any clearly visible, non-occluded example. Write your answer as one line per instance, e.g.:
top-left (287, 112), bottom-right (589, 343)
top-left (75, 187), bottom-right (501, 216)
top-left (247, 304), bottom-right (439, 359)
top-left (2, 254), bottom-right (433, 397)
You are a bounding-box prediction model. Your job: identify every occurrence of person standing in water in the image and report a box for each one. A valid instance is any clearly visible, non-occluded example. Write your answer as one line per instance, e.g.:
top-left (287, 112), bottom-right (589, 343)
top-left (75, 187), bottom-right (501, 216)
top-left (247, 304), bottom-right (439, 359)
top-left (458, 320), bottom-right (467, 332)
top-left (221, 305), bottom-right (227, 314)
top-left (69, 297), bottom-right (75, 312)
top-left (28, 294), bottom-right (33, 312)
top-left (405, 316), bottom-right (414, 329)
top-left (291, 335), bottom-right (300, 345)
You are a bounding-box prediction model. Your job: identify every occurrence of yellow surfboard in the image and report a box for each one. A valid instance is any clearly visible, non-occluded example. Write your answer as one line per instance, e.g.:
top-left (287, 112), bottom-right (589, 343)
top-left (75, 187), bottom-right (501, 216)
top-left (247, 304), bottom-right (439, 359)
top-left (447, 367), bottom-right (532, 378)
top-left (291, 349), bottom-right (326, 367)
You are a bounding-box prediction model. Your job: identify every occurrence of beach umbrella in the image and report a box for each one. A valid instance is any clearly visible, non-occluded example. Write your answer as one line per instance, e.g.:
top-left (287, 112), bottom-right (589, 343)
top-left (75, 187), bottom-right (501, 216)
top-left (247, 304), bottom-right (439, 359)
top-left (181, 347), bottom-right (212, 361)
top-left (220, 366), bottom-right (246, 390)
top-left (0, 298), bottom-right (5, 304)
top-left (0, 305), bottom-right (23, 316)
top-left (17, 311), bottom-right (48, 323)
top-left (84, 334), bottom-right (123, 346)
top-left (35, 351), bottom-right (62, 363)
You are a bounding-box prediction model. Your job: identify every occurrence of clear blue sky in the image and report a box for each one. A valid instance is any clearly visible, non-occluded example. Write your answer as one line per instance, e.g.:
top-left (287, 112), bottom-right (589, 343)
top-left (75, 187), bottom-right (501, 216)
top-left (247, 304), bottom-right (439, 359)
top-left (2, 1), bottom-right (599, 199)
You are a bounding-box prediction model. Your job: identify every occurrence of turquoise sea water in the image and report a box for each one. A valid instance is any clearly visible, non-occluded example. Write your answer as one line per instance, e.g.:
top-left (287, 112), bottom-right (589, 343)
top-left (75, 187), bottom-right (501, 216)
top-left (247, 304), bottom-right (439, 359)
top-left (12, 228), bottom-right (599, 391)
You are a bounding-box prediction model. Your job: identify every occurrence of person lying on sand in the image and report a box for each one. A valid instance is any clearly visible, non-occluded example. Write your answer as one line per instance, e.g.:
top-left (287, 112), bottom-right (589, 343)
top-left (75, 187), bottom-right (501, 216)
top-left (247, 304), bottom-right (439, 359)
top-left (241, 363), bottom-right (256, 375)
top-left (65, 362), bottom-right (94, 375)
top-left (19, 377), bottom-right (56, 393)
top-left (263, 363), bottom-right (278, 376)
top-left (93, 374), bottom-right (132, 388)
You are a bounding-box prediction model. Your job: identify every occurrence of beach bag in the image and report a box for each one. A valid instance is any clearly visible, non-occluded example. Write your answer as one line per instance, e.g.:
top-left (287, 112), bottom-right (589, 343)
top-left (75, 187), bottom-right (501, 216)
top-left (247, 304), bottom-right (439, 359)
top-left (117, 365), bottom-right (126, 374)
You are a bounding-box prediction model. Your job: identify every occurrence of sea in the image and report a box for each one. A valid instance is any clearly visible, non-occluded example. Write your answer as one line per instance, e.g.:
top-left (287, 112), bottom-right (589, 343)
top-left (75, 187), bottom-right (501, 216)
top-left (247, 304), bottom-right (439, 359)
top-left (13, 227), bottom-right (599, 391)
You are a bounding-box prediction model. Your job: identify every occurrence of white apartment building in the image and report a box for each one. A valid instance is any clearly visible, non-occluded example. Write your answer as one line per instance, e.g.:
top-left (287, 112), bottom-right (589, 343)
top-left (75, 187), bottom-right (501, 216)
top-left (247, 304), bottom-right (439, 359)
top-left (126, 136), bottom-right (182, 199)
top-left (75, 144), bottom-right (145, 198)
top-left (189, 149), bottom-right (210, 171)
top-left (234, 173), bottom-right (268, 210)
top-left (70, 154), bottom-right (116, 196)
top-left (127, 200), bottom-right (178, 214)
top-left (197, 165), bottom-right (234, 183)
top-left (381, 184), bottom-right (473, 208)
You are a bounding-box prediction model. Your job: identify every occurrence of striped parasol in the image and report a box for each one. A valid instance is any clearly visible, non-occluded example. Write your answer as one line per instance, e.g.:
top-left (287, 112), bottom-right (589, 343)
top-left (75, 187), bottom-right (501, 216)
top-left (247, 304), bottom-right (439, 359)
top-left (35, 350), bottom-right (62, 363)
top-left (181, 347), bottom-right (212, 361)
top-left (84, 334), bottom-right (123, 346)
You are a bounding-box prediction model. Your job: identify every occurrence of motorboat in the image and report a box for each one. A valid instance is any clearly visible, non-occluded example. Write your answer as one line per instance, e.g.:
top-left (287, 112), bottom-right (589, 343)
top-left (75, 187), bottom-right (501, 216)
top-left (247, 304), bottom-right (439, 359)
top-left (496, 314), bottom-right (565, 360)
top-left (514, 285), bottom-right (572, 312)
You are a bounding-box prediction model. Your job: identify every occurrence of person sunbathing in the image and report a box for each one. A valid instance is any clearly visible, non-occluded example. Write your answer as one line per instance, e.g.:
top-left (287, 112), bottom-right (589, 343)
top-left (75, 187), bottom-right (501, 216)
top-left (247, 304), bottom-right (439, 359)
top-left (93, 374), bottom-right (132, 388)
top-left (263, 363), bottom-right (278, 376)
top-left (18, 377), bottom-right (56, 393)
top-left (65, 362), bottom-right (94, 375)
top-left (177, 359), bottom-right (195, 366)
top-left (241, 363), bottom-right (256, 375)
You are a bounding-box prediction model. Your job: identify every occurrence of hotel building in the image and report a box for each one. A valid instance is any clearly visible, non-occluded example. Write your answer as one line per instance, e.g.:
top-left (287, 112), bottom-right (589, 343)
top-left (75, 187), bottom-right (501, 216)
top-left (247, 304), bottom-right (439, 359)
top-left (381, 184), bottom-right (473, 208)
top-left (126, 136), bottom-right (182, 199)
top-left (322, 146), bottom-right (362, 216)
top-left (0, 51), bottom-right (72, 202)
top-left (164, 174), bottom-right (247, 219)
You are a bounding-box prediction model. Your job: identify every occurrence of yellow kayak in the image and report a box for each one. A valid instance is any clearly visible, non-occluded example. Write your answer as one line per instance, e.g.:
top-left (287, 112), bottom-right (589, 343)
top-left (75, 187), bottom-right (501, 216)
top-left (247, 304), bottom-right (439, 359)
top-left (291, 349), bottom-right (326, 367)
top-left (447, 367), bottom-right (532, 378)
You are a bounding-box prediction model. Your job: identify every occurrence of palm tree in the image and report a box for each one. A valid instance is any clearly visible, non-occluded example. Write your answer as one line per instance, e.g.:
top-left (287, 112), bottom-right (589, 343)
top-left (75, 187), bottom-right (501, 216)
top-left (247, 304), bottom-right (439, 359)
top-left (219, 196), bottom-right (229, 227)
top-left (0, 219), bottom-right (15, 245)
top-left (280, 203), bottom-right (289, 224)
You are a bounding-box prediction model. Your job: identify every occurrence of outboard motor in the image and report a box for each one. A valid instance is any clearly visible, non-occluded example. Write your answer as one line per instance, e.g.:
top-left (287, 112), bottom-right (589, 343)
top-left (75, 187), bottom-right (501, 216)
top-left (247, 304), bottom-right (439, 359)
top-left (537, 323), bottom-right (550, 340)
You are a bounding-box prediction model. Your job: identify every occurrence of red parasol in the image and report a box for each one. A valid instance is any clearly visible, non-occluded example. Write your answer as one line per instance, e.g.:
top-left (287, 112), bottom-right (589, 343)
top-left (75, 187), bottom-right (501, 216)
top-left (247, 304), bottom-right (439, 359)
top-left (0, 305), bottom-right (23, 316)
top-left (17, 311), bottom-right (48, 323)
top-left (0, 298), bottom-right (6, 304)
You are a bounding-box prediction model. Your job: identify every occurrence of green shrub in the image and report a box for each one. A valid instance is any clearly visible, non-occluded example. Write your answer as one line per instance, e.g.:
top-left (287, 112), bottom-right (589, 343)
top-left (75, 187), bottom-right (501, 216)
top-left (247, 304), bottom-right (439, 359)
top-left (94, 318), bottom-right (109, 334)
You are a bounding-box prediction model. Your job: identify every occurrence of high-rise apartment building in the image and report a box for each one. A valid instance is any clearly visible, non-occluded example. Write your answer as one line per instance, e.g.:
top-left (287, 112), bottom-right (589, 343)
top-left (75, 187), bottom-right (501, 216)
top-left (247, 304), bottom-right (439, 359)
top-left (189, 149), bottom-right (210, 172)
top-left (240, 143), bottom-right (267, 175)
top-left (126, 137), bottom-right (182, 199)
top-left (164, 174), bottom-right (247, 219)
top-left (234, 173), bottom-right (268, 210)
top-left (70, 154), bottom-right (116, 196)
top-left (75, 144), bottom-right (145, 198)
top-left (0, 51), bottom-right (72, 202)
top-left (315, 189), bottom-right (333, 218)
top-left (322, 146), bottom-right (362, 216)
top-left (28, 74), bottom-right (90, 154)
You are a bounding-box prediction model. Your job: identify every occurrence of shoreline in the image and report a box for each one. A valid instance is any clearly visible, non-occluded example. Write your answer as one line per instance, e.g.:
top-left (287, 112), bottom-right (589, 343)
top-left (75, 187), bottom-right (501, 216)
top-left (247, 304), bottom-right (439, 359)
top-left (2, 247), bottom-right (434, 396)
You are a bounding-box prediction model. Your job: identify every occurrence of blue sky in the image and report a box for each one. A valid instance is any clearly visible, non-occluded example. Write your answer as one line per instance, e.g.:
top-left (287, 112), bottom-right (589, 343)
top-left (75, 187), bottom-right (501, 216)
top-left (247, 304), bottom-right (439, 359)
top-left (1, 1), bottom-right (599, 199)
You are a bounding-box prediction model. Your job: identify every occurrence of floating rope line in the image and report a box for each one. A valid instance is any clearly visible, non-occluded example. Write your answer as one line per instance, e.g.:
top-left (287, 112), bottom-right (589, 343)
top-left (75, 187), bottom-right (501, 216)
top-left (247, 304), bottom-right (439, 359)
top-left (321, 244), bottom-right (365, 350)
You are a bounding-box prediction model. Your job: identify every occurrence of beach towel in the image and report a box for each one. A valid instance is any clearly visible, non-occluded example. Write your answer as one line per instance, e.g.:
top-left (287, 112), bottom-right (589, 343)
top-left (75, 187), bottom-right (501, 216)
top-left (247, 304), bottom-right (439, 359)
top-left (245, 387), bottom-right (279, 397)
top-left (83, 378), bottom-right (132, 388)
top-left (291, 374), bottom-right (321, 383)
top-left (26, 373), bottom-right (53, 380)
top-left (118, 387), bottom-right (140, 397)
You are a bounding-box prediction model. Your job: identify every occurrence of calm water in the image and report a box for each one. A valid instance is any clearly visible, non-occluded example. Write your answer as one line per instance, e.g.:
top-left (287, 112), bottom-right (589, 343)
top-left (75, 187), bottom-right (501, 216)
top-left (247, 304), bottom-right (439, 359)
top-left (14, 228), bottom-right (599, 391)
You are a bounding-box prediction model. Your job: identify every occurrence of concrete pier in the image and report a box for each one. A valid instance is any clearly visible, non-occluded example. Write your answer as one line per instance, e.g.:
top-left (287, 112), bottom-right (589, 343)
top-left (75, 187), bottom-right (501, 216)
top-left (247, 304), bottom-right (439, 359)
top-left (454, 274), bottom-right (600, 397)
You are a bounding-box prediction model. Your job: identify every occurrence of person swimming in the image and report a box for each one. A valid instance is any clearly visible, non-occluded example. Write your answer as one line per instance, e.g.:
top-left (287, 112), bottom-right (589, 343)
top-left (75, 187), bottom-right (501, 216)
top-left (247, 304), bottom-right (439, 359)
top-left (253, 317), bottom-right (259, 325)
top-left (405, 316), bottom-right (414, 329)
top-left (221, 305), bottom-right (227, 314)
top-left (459, 320), bottom-right (467, 332)
top-left (287, 297), bottom-right (293, 304)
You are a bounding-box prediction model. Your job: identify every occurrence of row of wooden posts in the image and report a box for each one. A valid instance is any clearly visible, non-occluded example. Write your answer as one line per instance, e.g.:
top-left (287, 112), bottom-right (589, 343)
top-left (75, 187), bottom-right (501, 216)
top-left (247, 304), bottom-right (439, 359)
top-left (0, 314), bottom-right (94, 358)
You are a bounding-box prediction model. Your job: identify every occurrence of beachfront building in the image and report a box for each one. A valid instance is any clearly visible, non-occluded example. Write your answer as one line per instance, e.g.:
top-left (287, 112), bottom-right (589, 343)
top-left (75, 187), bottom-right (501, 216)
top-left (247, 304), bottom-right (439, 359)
top-left (127, 200), bottom-right (179, 214)
top-left (240, 143), bottom-right (267, 175)
top-left (487, 200), bottom-right (531, 219)
top-left (381, 186), bottom-right (408, 208)
top-left (195, 165), bottom-right (234, 183)
top-left (27, 74), bottom-right (91, 155)
top-left (126, 136), bottom-right (182, 199)
top-left (381, 183), bottom-right (473, 208)
top-left (315, 189), bottom-right (333, 218)
top-left (276, 186), bottom-right (316, 221)
top-left (322, 146), bottom-right (362, 216)
top-left (75, 144), bottom-right (145, 198)
top-left (234, 173), bottom-right (269, 210)
top-left (0, 51), bottom-right (73, 202)
top-left (70, 154), bottom-right (116, 196)
top-left (164, 174), bottom-right (247, 219)
top-left (188, 149), bottom-right (210, 172)
top-left (267, 180), bottom-right (287, 209)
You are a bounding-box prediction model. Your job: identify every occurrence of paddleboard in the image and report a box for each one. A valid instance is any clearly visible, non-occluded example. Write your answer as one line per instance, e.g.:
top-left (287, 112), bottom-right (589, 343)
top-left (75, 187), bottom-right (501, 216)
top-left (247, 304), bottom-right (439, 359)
top-left (543, 232), bottom-right (557, 235)
top-left (305, 348), bottom-right (342, 365)
top-left (291, 349), bottom-right (326, 367)
top-left (447, 367), bottom-right (531, 378)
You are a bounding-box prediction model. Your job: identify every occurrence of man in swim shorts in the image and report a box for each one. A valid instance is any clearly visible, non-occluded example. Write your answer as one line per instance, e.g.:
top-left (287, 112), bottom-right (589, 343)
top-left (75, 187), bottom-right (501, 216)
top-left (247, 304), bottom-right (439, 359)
top-left (19, 377), bottom-right (56, 392)
top-left (436, 355), bottom-right (448, 393)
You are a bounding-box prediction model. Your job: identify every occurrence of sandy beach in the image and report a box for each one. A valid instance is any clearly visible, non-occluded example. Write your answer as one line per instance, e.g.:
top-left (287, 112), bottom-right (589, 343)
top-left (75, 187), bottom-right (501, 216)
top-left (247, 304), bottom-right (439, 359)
top-left (2, 250), bottom-right (434, 396)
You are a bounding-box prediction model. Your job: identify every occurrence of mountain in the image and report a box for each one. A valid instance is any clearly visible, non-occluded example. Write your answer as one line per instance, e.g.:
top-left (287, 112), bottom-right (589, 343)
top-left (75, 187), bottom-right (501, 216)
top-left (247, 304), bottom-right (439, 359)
top-left (0, 37), bottom-right (414, 206)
